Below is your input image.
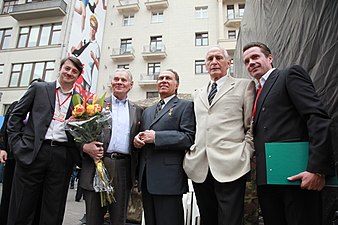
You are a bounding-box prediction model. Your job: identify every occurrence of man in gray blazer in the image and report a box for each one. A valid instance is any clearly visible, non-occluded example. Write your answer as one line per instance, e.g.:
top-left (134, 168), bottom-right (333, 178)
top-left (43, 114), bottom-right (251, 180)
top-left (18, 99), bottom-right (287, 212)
top-left (134, 69), bottom-right (196, 225)
top-left (6, 56), bottom-right (83, 225)
top-left (183, 46), bottom-right (255, 225)
top-left (81, 69), bottom-right (143, 225)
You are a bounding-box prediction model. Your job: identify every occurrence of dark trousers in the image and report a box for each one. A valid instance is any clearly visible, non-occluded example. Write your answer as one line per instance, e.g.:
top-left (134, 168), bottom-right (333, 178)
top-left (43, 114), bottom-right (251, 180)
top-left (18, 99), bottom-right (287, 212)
top-left (83, 156), bottom-right (132, 225)
top-left (7, 143), bottom-right (73, 225)
top-left (257, 185), bottom-right (322, 225)
top-left (141, 172), bottom-right (184, 225)
top-left (0, 159), bottom-right (15, 225)
top-left (193, 171), bottom-right (248, 225)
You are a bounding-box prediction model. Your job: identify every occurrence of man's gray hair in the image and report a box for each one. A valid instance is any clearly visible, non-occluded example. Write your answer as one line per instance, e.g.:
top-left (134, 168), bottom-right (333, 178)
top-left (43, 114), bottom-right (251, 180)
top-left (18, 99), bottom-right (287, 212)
top-left (205, 46), bottom-right (231, 61)
top-left (109, 68), bottom-right (133, 81)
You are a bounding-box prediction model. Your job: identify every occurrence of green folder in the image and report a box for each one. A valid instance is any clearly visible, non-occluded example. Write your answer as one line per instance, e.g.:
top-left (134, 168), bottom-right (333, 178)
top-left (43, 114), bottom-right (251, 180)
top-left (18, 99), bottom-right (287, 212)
top-left (265, 142), bottom-right (337, 186)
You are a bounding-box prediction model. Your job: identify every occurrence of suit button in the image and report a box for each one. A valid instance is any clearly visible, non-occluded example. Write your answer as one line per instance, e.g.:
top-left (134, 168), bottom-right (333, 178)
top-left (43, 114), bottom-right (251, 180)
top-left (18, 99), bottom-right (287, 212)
top-left (262, 107), bottom-right (266, 111)
top-left (263, 126), bottom-right (267, 130)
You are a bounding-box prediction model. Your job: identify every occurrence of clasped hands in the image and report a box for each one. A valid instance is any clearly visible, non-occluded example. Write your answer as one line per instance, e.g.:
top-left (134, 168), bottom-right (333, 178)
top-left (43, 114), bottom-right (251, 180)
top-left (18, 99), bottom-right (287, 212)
top-left (133, 130), bottom-right (155, 149)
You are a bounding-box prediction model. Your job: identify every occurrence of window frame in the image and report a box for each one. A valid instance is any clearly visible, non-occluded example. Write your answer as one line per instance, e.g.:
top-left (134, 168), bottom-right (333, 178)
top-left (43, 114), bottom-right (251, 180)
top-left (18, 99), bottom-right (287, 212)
top-left (195, 32), bottom-right (209, 46)
top-left (195, 60), bottom-right (207, 74)
top-left (8, 61), bottom-right (55, 87)
top-left (151, 11), bottom-right (164, 23)
top-left (0, 28), bottom-right (12, 49)
top-left (123, 15), bottom-right (135, 26)
top-left (195, 6), bottom-right (208, 19)
top-left (228, 30), bottom-right (236, 39)
top-left (17, 23), bottom-right (62, 48)
top-left (120, 38), bottom-right (132, 54)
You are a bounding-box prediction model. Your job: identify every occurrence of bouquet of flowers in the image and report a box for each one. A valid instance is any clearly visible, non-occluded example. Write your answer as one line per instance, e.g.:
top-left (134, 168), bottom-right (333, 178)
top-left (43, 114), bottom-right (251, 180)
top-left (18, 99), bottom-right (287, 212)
top-left (65, 90), bottom-right (115, 207)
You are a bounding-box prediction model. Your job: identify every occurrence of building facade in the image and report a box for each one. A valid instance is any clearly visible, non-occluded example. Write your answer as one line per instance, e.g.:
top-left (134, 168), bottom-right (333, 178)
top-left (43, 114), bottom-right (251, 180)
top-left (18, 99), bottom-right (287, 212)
top-left (0, 0), bottom-right (245, 115)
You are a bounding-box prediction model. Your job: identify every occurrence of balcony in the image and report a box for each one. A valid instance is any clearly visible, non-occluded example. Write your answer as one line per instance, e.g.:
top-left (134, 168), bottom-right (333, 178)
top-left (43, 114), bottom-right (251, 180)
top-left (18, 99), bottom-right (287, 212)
top-left (144, 0), bottom-right (169, 11)
top-left (116, 0), bottom-right (140, 14)
top-left (138, 73), bottom-right (159, 86)
top-left (224, 14), bottom-right (242, 28)
top-left (141, 44), bottom-right (167, 60)
top-left (10, 0), bottom-right (67, 21)
top-left (110, 47), bottom-right (135, 61)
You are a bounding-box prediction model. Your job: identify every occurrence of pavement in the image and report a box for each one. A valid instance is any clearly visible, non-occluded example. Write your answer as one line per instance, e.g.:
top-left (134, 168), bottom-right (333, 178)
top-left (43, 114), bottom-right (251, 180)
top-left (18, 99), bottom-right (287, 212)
top-left (0, 182), bottom-right (86, 225)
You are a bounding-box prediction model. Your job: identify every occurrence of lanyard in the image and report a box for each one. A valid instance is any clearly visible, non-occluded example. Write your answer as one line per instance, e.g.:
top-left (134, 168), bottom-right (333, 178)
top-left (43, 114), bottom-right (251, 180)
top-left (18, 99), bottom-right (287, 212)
top-left (56, 89), bottom-right (72, 109)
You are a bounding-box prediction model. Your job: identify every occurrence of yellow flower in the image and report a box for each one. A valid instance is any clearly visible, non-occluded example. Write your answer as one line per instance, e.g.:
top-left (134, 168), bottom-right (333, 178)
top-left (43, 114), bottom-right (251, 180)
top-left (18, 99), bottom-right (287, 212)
top-left (86, 104), bottom-right (96, 116)
top-left (72, 104), bottom-right (85, 118)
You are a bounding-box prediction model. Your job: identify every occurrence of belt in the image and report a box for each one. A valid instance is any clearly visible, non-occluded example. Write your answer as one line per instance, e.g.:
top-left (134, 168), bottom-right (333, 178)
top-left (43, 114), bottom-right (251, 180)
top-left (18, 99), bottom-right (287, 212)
top-left (43, 139), bottom-right (69, 147)
top-left (105, 152), bottom-right (130, 160)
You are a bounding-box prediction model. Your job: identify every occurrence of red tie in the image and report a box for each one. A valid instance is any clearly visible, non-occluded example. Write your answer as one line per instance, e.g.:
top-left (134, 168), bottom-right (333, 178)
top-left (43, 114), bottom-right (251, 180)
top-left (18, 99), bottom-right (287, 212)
top-left (252, 85), bottom-right (262, 121)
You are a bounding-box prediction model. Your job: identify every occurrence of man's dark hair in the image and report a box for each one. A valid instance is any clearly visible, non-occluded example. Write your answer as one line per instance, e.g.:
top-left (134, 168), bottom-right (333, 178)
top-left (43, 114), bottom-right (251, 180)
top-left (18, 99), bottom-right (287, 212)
top-left (60, 56), bottom-right (83, 75)
top-left (243, 42), bottom-right (272, 57)
top-left (165, 69), bottom-right (180, 85)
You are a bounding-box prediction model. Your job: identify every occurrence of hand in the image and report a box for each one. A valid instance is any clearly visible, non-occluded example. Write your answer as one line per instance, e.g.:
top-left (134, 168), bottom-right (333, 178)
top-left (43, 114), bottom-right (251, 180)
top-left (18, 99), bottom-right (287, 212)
top-left (288, 171), bottom-right (325, 191)
top-left (83, 141), bottom-right (104, 160)
top-left (0, 150), bottom-right (8, 163)
top-left (141, 130), bottom-right (155, 144)
top-left (133, 132), bottom-right (145, 149)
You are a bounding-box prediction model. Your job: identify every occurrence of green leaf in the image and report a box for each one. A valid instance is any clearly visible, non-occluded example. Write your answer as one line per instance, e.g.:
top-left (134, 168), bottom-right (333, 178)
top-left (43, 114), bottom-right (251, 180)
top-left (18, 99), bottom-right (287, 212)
top-left (98, 92), bottom-right (106, 107)
top-left (72, 93), bottom-right (83, 106)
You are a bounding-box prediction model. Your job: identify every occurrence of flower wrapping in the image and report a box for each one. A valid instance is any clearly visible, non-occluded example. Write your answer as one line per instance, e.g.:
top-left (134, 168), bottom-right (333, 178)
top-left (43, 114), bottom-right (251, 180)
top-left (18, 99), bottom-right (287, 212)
top-left (65, 90), bottom-right (115, 207)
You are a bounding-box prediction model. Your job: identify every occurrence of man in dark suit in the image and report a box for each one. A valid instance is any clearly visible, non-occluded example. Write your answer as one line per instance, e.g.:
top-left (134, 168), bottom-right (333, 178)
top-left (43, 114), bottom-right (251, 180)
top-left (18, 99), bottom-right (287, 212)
top-left (242, 42), bottom-right (333, 225)
top-left (133, 69), bottom-right (196, 225)
top-left (6, 56), bottom-right (83, 225)
top-left (80, 69), bottom-right (143, 225)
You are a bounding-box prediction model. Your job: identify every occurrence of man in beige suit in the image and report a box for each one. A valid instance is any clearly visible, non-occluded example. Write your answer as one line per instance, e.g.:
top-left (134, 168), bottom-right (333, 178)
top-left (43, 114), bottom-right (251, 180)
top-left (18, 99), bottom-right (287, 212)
top-left (184, 46), bottom-right (255, 225)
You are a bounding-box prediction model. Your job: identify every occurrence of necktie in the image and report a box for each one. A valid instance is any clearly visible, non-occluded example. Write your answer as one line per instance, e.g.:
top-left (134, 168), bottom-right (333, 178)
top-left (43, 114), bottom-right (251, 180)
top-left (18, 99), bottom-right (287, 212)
top-left (154, 99), bottom-right (165, 118)
top-left (208, 82), bottom-right (217, 105)
top-left (252, 84), bottom-right (262, 121)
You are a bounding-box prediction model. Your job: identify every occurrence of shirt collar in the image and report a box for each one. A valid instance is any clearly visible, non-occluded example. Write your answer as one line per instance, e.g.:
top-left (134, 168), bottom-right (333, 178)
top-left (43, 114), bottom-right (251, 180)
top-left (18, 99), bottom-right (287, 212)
top-left (259, 68), bottom-right (276, 88)
top-left (56, 80), bottom-right (74, 94)
top-left (209, 74), bottom-right (227, 91)
top-left (112, 95), bottom-right (128, 104)
top-left (162, 94), bottom-right (176, 105)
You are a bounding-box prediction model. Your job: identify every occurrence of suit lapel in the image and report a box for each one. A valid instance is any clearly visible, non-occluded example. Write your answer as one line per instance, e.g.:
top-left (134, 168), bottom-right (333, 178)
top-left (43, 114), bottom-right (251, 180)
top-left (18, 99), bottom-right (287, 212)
top-left (254, 69), bottom-right (280, 124)
top-left (46, 81), bottom-right (56, 111)
top-left (150, 96), bottom-right (178, 126)
top-left (210, 75), bottom-right (235, 107)
top-left (128, 101), bottom-right (136, 129)
top-left (197, 87), bottom-right (209, 108)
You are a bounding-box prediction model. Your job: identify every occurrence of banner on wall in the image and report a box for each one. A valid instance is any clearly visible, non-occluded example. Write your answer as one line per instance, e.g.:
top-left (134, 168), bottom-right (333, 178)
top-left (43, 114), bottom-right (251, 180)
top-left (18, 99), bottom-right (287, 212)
top-left (67, 0), bottom-right (107, 93)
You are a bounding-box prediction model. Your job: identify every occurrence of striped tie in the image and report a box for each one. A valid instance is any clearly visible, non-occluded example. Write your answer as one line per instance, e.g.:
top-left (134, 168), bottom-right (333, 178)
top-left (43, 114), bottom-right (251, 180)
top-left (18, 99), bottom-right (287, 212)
top-left (208, 82), bottom-right (217, 105)
top-left (154, 99), bottom-right (165, 118)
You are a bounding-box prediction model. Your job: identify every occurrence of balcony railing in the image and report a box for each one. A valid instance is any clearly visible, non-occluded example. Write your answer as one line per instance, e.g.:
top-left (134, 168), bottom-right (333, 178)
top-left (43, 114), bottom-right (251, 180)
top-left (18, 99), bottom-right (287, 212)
top-left (116, 0), bottom-right (140, 13)
top-left (110, 47), bottom-right (135, 61)
top-left (10, 0), bottom-right (67, 21)
top-left (141, 44), bottom-right (167, 60)
top-left (224, 14), bottom-right (242, 28)
top-left (144, 0), bottom-right (169, 10)
top-left (138, 73), bottom-right (159, 86)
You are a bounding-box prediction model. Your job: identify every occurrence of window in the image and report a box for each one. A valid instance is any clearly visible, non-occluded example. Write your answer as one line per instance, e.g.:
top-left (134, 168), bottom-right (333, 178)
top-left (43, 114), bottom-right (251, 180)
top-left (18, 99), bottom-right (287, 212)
top-left (1, 0), bottom-right (18, 14)
top-left (147, 62), bottom-right (160, 76)
top-left (9, 61), bottom-right (55, 87)
top-left (117, 64), bottom-right (129, 69)
top-left (150, 36), bottom-right (163, 52)
top-left (123, 15), bottom-right (135, 26)
top-left (227, 5), bottom-right (235, 19)
top-left (0, 28), bottom-right (12, 49)
top-left (239, 4), bottom-right (245, 17)
top-left (195, 6), bottom-right (208, 19)
top-left (151, 12), bottom-right (163, 23)
top-left (195, 32), bottom-right (208, 46)
top-left (0, 64), bottom-right (4, 76)
top-left (195, 60), bottom-right (207, 74)
top-left (228, 30), bottom-right (236, 39)
top-left (17, 23), bottom-right (61, 48)
top-left (147, 91), bottom-right (159, 98)
top-left (120, 38), bottom-right (132, 54)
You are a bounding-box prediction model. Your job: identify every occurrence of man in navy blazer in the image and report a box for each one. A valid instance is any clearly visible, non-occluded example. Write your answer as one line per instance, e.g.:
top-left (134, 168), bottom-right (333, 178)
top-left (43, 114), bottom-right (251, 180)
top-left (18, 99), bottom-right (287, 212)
top-left (6, 56), bottom-right (83, 225)
top-left (242, 42), bottom-right (333, 225)
top-left (134, 69), bottom-right (196, 225)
